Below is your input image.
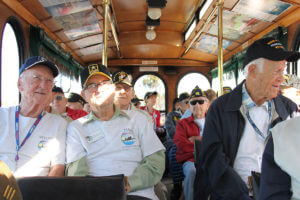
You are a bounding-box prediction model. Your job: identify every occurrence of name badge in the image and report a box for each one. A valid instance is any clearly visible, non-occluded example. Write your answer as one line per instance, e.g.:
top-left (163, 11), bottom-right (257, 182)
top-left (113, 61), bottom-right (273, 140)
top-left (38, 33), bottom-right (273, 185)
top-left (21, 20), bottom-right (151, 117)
top-left (86, 130), bottom-right (104, 143)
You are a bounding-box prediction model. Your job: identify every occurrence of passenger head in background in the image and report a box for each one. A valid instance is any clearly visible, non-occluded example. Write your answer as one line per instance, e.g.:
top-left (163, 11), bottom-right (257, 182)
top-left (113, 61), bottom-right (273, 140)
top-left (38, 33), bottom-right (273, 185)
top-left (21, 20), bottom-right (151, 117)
top-left (144, 91), bottom-right (158, 111)
top-left (223, 86), bottom-right (232, 95)
top-left (189, 86), bottom-right (209, 119)
top-left (51, 86), bottom-right (67, 114)
top-left (18, 56), bottom-right (58, 117)
top-left (113, 71), bottom-right (134, 110)
top-left (67, 93), bottom-right (86, 110)
top-left (131, 95), bottom-right (143, 108)
top-left (81, 64), bottom-right (114, 119)
top-left (178, 92), bottom-right (190, 114)
top-left (204, 89), bottom-right (217, 103)
top-left (172, 97), bottom-right (180, 111)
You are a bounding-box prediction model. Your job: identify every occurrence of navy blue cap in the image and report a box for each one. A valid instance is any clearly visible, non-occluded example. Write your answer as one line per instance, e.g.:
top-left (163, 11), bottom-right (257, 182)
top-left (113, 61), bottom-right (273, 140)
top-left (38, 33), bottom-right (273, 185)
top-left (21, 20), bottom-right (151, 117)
top-left (144, 91), bottom-right (158, 100)
top-left (20, 56), bottom-right (59, 77)
top-left (178, 92), bottom-right (190, 102)
top-left (190, 86), bottom-right (206, 98)
top-left (68, 93), bottom-right (86, 106)
top-left (52, 86), bottom-right (64, 94)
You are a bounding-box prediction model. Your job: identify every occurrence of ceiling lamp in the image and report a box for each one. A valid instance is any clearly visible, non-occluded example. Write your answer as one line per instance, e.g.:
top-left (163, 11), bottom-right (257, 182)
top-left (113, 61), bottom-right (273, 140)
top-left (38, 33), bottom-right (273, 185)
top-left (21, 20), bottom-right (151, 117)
top-left (146, 26), bottom-right (156, 40)
top-left (148, 7), bottom-right (161, 20)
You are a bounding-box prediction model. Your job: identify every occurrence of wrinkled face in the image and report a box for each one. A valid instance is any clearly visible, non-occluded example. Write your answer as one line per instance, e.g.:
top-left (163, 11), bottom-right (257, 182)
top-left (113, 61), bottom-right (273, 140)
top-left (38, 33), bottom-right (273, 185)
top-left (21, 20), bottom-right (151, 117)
top-left (81, 75), bottom-right (115, 109)
top-left (145, 94), bottom-right (157, 107)
top-left (67, 102), bottom-right (83, 110)
top-left (253, 59), bottom-right (286, 100)
top-left (189, 97), bottom-right (209, 117)
top-left (114, 83), bottom-right (134, 107)
top-left (51, 92), bottom-right (67, 113)
top-left (18, 65), bottom-right (54, 107)
top-left (179, 98), bottom-right (190, 113)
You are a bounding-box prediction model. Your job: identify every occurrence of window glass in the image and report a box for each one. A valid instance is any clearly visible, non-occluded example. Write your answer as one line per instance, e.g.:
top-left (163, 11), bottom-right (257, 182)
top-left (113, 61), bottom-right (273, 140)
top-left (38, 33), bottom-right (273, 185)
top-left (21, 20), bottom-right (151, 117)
top-left (133, 74), bottom-right (166, 112)
top-left (177, 73), bottom-right (210, 95)
top-left (55, 73), bottom-right (82, 97)
top-left (1, 23), bottom-right (20, 107)
top-left (298, 45), bottom-right (300, 77)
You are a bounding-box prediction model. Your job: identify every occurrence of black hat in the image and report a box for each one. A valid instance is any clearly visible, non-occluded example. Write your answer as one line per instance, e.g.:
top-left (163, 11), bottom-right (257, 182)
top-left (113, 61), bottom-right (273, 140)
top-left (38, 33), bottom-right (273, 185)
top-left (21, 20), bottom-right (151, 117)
top-left (178, 92), bottom-right (190, 102)
top-left (131, 95), bottom-right (143, 104)
top-left (190, 86), bottom-right (206, 98)
top-left (52, 86), bottom-right (64, 94)
top-left (243, 37), bottom-right (300, 68)
top-left (20, 56), bottom-right (59, 77)
top-left (113, 71), bottom-right (133, 86)
top-left (80, 64), bottom-right (112, 87)
top-left (144, 91), bottom-right (158, 100)
top-left (68, 93), bottom-right (86, 106)
top-left (223, 86), bottom-right (232, 94)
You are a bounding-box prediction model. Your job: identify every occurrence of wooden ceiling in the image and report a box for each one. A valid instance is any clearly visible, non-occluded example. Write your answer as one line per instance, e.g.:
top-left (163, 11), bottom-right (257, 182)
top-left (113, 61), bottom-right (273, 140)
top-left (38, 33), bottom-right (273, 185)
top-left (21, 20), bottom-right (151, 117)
top-left (2, 0), bottom-right (300, 68)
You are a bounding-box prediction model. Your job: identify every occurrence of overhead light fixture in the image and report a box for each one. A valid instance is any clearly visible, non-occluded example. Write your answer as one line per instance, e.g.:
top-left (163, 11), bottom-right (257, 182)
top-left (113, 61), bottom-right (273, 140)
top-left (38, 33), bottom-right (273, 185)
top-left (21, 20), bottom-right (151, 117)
top-left (148, 7), bottom-right (161, 20)
top-left (146, 26), bottom-right (156, 40)
top-left (199, 0), bottom-right (214, 20)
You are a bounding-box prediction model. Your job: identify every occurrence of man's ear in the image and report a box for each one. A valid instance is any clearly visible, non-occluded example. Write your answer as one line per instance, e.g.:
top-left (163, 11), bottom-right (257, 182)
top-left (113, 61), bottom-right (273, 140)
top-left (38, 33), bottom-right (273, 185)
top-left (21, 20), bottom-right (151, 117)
top-left (81, 90), bottom-right (87, 102)
top-left (248, 64), bottom-right (257, 77)
top-left (17, 77), bottom-right (23, 92)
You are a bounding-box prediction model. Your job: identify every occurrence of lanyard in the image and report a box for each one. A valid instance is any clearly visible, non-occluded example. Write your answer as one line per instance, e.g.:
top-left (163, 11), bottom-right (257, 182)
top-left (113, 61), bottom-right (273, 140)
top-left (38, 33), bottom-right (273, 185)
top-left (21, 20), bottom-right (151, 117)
top-left (15, 106), bottom-right (44, 161)
top-left (246, 101), bottom-right (272, 140)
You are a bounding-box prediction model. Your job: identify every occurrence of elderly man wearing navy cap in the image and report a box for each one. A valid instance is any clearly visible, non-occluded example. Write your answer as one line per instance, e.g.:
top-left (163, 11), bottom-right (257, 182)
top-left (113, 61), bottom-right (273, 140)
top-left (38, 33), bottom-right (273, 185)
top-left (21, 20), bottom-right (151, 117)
top-left (195, 37), bottom-right (300, 200)
top-left (66, 64), bottom-right (165, 200)
top-left (0, 56), bottom-right (67, 177)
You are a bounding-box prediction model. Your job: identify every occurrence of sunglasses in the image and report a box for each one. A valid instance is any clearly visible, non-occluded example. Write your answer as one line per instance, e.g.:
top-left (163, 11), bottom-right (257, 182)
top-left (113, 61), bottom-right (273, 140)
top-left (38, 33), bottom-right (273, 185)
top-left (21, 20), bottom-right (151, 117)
top-left (55, 96), bottom-right (63, 101)
top-left (190, 99), bottom-right (206, 105)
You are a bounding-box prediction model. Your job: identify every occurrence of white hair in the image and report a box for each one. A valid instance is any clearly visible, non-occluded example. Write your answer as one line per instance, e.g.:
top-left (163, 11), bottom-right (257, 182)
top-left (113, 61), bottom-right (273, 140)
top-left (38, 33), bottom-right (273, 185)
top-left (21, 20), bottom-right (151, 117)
top-left (243, 58), bottom-right (265, 77)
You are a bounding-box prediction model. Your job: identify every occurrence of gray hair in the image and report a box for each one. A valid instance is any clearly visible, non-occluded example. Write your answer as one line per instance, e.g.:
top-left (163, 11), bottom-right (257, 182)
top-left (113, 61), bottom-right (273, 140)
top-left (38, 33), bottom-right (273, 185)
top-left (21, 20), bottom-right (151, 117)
top-left (243, 58), bottom-right (265, 77)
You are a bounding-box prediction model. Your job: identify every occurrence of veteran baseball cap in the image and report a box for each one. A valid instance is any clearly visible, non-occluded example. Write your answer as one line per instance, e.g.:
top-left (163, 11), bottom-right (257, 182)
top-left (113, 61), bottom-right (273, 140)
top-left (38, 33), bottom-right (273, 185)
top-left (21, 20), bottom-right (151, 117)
top-left (80, 64), bottom-right (112, 87)
top-left (178, 92), bottom-right (190, 102)
top-left (68, 93), bottom-right (86, 106)
top-left (112, 71), bottom-right (133, 86)
top-left (20, 56), bottom-right (59, 78)
top-left (190, 85), bottom-right (206, 98)
top-left (144, 91), bottom-right (158, 100)
top-left (243, 37), bottom-right (300, 68)
top-left (0, 160), bottom-right (23, 200)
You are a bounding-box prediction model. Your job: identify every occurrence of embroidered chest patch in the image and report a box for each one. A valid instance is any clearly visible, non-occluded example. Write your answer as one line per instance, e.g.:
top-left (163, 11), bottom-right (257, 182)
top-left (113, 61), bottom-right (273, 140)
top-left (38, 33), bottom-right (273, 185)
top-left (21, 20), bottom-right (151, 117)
top-left (120, 128), bottom-right (136, 146)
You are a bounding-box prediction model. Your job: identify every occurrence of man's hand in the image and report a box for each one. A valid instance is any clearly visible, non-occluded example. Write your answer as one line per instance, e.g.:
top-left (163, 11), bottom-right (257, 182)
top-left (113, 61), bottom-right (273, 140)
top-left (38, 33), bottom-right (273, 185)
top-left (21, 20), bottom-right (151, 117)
top-left (188, 136), bottom-right (201, 143)
top-left (124, 176), bottom-right (131, 193)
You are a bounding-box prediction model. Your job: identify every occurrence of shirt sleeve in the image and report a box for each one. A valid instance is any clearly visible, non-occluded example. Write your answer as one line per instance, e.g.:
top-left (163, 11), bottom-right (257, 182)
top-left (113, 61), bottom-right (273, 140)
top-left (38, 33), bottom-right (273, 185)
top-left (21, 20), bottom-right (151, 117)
top-left (66, 121), bottom-right (87, 164)
top-left (259, 136), bottom-right (292, 200)
top-left (65, 156), bottom-right (88, 176)
top-left (50, 118), bottom-right (67, 166)
top-left (128, 150), bottom-right (165, 192)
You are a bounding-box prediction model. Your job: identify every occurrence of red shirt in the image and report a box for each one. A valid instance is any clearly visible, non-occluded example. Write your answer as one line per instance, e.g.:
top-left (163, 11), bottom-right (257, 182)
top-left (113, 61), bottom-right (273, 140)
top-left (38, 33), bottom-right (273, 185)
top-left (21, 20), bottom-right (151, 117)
top-left (140, 106), bottom-right (161, 128)
top-left (66, 107), bottom-right (88, 120)
top-left (173, 115), bottom-right (201, 163)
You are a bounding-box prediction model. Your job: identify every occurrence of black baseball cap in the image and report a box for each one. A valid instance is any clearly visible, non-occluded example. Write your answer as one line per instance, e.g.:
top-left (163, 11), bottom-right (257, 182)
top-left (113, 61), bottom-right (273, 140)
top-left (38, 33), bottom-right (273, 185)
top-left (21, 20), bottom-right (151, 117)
top-left (20, 56), bottom-right (59, 77)
top-left (190, 85), bottom-right (206, 98)
top-left (68, 93), bottom-right (86, 106)
top-left (144, 91), bottom-right (158, 100)
top-left (52, 86), bottom-right (64, 94)
top-left (112, 71), bottom-right (132, 86)
top-left (80, 64), bottom-right (112, 87)
top-left (178, 92), bottom-right (190, 102)
top-left (243, 37), bottom-right (300, 68)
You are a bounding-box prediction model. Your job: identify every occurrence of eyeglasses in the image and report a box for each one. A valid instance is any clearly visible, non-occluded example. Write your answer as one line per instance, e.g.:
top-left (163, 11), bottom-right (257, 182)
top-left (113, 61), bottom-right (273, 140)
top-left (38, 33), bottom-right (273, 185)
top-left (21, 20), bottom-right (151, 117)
top-left (190, 99), bottom-right (206, 105)
top-left (55, 96), bottom-right (63, 101)
top-left (30, 75), bottom-right (55, 86)
top-left (83, 80), bottom-right (112, 91)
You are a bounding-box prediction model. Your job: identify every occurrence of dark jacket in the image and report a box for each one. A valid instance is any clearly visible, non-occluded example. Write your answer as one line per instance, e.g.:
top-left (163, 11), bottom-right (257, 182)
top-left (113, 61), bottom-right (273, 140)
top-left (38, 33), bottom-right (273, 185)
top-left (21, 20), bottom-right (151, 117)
top-left (165, 110), bottom-right (181, 139)
top-left (194, 81), bottom-right (298, 200)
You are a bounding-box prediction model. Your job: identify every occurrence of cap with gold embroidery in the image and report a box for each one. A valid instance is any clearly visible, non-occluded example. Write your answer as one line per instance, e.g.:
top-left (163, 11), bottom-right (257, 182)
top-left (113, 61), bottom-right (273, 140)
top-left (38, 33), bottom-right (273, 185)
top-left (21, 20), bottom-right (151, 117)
top-left (190, 86), bottom-right (206, 98)
top-left (243, 37), bottom-right (300, 68)
top-left (80, 64), bottom-right (112, 87)
top-left (223, 86), bottom-right (232, 95)
top-left (112, 71), bottom-right (133, 86)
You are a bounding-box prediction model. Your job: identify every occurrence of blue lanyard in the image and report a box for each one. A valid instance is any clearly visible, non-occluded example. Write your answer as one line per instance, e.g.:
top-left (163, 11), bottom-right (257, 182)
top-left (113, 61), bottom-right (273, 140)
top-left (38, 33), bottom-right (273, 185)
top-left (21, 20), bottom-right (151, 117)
top-left (15, 106), bottom-right (44, 161)
top-left (246, 101), bottom-right (272, 140)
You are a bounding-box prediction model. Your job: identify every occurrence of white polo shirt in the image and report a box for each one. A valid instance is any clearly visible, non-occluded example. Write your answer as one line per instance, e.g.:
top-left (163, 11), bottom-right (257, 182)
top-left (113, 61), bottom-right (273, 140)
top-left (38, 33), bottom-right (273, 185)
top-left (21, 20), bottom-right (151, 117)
top-left (0, 106), bottom-right (67, 177)
top-left (66, 108), bottom-right (165, 199)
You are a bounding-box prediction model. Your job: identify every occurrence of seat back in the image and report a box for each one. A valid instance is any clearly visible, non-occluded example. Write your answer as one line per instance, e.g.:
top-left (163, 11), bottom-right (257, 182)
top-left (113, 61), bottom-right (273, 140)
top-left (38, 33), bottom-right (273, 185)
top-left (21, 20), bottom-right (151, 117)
top-left (17, 174), bottom-right (126, 200)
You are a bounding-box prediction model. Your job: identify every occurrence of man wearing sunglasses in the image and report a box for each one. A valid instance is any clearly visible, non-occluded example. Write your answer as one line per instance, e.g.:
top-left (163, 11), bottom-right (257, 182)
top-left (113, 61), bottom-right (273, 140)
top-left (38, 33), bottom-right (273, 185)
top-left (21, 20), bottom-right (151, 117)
top-left (173, 86), bottom-right (209, 200)
top-left (65, 64), bottom-right (165, 200)
top-left (51, 86), bottom-right (87, 121)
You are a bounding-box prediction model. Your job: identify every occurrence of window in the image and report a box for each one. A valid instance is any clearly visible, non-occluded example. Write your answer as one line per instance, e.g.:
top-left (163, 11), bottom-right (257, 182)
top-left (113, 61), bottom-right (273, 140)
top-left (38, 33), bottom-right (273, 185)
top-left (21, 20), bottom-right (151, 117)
top-left (133, 74), bottom-right (166, 112)
top-left (297, 43), bottom-right (300, 77)
top-left (178, 72), bottom-right (210, 96)
top-left (1, 21), bottom-right (22, 107)
top-left (55, 73), bottom-right (82, 97)
top-left (212, 71), bottom-right (238, 93)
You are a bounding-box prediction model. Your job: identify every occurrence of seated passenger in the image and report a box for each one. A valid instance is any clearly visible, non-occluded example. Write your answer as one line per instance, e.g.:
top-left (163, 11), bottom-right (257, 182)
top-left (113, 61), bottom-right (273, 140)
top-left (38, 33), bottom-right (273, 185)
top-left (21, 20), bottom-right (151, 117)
top-left (66, 64), bottom-right (165, 200)
top-left (67, 92), bottom-right (86, 110)
top-left (173, 86), bottom-right (209, 200)
top-left (51, 86), bottom-right (88, 121)
top-left (197, 37), bottom-right (299, 200)
top-left (0, 56), bottom-right (67, 177)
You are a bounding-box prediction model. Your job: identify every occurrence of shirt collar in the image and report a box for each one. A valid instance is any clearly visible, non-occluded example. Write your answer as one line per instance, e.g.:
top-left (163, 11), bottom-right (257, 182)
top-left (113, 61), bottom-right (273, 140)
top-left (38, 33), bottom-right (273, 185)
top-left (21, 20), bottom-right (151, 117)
top-left (242, 83), bottom-right (269, 111)
top-left (83, 105), bottom-right (129, 124)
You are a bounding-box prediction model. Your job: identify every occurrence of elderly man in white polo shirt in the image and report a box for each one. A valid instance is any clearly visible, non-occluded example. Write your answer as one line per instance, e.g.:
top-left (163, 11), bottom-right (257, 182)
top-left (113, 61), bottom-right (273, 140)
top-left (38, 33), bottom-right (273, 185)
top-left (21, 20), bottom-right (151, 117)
top-left (0, 56), bottom-right (67, 177)
top-left (66, 64), bottom-right (165, 200)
